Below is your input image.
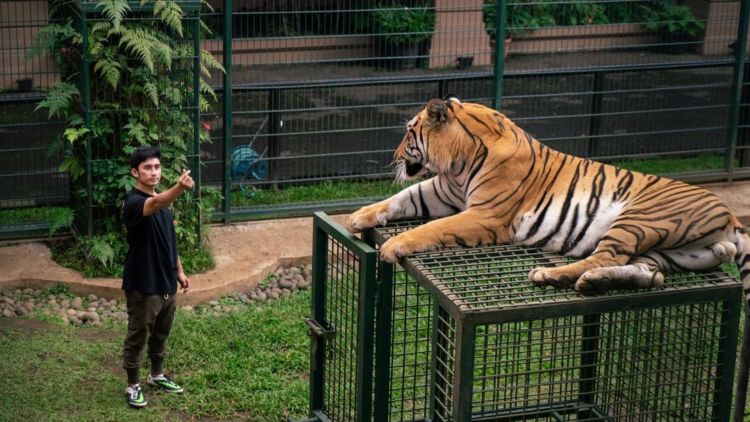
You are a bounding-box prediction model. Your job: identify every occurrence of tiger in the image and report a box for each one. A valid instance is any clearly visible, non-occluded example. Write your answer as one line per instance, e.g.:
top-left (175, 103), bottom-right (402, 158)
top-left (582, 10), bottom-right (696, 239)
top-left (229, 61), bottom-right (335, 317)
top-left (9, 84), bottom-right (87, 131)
top-left (348, 96), bottom-right (750, 296)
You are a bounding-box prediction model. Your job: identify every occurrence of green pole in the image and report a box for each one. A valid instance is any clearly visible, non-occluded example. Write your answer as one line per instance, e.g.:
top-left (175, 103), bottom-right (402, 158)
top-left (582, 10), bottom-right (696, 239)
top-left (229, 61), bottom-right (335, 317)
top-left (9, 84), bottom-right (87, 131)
top-left (453, 321), bottom-right (475, 421)
top-left (725, 0), bottom-right (750, 182)
top-left (310, 213), bottom-right (329, 414)
top-left (81, 14), bottom-right (93, 236)
top-left (193, 14), bottom-right (202, 243)
top-left (491, 0), bottom-right (507, 111)
top-left (355, 246), bottom-right (377, 421)
top-left (223, 0), bottom-right (233, 224)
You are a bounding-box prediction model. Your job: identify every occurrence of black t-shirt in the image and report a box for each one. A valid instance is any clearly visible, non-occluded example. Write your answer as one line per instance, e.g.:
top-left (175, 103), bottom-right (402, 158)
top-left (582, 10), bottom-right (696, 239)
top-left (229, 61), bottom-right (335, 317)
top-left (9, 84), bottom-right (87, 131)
top-left (122, 189), bottom-right (178, 295)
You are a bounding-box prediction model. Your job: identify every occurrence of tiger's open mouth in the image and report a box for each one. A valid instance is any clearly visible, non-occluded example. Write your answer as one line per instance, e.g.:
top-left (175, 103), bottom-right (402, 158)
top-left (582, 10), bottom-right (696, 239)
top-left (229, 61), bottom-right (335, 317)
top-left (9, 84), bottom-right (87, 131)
top-left (405, 162), bottom-right (424, 177)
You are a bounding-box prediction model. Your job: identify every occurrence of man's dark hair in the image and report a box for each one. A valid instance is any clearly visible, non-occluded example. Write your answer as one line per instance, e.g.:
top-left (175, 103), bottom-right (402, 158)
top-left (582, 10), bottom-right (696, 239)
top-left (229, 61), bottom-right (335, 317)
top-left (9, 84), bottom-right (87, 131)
top-left (130, 146), bottom-right (161, 170)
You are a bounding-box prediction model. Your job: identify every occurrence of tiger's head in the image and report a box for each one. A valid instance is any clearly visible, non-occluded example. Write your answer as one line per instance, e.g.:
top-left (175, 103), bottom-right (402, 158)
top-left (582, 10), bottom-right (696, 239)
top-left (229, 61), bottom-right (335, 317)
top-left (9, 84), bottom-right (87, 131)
top-left (394, 96), bottom-right (504, 182)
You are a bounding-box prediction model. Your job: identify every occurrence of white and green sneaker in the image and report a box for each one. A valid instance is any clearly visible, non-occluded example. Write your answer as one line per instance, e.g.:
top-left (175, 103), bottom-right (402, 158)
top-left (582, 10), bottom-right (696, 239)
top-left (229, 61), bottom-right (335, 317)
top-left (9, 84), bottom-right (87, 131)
top-left (147, 374), bottom-right (184, 393)
top-left (125, 384), bottom-right (147, 408)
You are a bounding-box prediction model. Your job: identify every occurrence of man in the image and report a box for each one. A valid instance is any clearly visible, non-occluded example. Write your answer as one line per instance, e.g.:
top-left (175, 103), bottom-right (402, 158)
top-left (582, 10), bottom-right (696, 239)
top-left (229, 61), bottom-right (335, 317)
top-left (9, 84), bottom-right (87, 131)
top-left (122, 146), bottom-right (192, 408)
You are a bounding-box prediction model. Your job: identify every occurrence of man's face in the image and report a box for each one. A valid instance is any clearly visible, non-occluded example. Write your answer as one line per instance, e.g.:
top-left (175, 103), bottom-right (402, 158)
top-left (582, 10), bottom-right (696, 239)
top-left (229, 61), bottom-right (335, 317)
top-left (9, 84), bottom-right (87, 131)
top-left (131, 157), bottom-right (162, 188)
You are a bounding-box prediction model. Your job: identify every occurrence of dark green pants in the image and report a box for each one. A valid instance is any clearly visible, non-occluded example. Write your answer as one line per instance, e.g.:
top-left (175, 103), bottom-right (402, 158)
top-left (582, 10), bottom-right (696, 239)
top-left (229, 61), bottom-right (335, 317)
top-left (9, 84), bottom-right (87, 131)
top-left (123, 290), bottom-right (176, 383)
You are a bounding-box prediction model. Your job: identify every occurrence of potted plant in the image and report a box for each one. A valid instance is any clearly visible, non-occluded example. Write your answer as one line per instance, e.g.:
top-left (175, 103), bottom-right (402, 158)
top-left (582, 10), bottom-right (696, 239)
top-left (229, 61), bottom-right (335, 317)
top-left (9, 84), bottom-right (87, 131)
top-left (640, 0), bottom-right (704, 54)
top-left (373, 3), bottom-right (435, 69)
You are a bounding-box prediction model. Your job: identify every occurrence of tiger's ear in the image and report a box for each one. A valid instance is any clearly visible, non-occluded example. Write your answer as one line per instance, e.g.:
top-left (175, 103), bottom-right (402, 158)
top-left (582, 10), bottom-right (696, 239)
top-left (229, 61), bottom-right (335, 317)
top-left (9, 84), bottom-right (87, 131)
top-left (426, 98), bottom-right (449, 126)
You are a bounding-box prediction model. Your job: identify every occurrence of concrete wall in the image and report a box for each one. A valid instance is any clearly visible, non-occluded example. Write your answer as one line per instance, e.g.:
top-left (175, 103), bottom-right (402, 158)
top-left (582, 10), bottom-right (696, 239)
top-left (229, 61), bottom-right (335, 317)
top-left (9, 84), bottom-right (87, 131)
top-left (0, 1), bottom-right (57, 91)
top-left (203, 35), bottom-right (373, 66)
top-left (685, 0), bottom-right (748, 55)
top-left (429, 0), bottom-right (493, 68)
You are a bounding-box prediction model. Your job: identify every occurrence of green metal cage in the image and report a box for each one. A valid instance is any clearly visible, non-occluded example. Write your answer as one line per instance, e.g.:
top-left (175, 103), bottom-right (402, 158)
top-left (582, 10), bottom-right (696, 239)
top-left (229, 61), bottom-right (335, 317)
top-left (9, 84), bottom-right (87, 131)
top-left (308, 212), bottom-right (745, 421)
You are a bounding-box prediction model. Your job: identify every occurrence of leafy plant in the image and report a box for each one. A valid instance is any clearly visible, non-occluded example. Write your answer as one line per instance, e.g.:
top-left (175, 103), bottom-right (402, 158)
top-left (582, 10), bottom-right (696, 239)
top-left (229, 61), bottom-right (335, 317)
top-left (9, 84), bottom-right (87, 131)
top-left (29, 0), bottom-right (223, 248)
top-left (0, 206), bottom-right (74, 236)
top-left (80, 232), bottom-right (122, 270)
top-left (38, 283), bottom-right (74, 298)
top-left (26, 18), bottom-right (82, 80)
top-left (52, 231), bottom-right (128, 277)
top-left (483, 0), bottom-right (558, 40)
top-left (373, 3), bottom-right (435, 45)
top-left (640, 0), bottom-right (704, 37)
top-left (482, 0), bottom-right (687, 40)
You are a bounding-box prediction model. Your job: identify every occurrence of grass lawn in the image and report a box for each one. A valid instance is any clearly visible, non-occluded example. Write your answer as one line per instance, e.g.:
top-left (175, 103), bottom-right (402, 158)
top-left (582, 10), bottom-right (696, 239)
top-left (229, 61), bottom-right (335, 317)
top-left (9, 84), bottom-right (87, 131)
top-left (228, 154), bottom-right (730, 212)
top-left (1, 268), bottom-right (749, 421)
top-left (0, 292), bottom-right (311, 422)
top-left (230, 179), bottom-right (410, 208)
top-left (611, 153), bottom-right (726, 175)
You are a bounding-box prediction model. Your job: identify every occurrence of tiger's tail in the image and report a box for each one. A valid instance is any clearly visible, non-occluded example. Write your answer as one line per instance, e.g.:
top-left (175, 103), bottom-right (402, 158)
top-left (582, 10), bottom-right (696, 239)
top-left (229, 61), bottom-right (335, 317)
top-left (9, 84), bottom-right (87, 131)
top-left (733, 228), bottom-right (750, 421)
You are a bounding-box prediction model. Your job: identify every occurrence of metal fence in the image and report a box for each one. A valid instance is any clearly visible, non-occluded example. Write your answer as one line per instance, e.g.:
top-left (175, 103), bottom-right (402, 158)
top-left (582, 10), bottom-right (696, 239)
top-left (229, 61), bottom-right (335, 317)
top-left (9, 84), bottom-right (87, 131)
top-left (0, 1), bottom-right (67, 209)
top-left (2, 0), bottom-right (750, 231)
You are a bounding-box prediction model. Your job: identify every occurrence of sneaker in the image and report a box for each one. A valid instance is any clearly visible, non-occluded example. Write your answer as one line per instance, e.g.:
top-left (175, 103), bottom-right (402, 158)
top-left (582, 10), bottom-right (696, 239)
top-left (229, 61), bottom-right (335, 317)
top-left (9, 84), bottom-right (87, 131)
top-left (147, 373), bottom-right (184, 393)
top-left (125, 384), bottom-right (147, 408)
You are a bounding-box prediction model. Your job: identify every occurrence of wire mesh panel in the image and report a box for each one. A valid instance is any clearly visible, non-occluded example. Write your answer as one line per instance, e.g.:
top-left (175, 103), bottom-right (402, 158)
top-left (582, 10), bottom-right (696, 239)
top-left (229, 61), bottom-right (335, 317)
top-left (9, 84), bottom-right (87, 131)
top-left (433, 306), bottom-right (457, 422)
top-left (310, 212), bottom-right (377, 421)
top-left (593, 303), bottom-right (725, 420)
top-left (4, 1), bottom-right (750, 224)
top-left (371, 219), bottom-right (743, 422)
top-left (387, 263), bottom-right (434, 421)
top-left (198, 0), bottom-right (750, 221)
top-left (0, 2), bottom-right (68, 210)
top-left (323, 234), bottom-right (363, 421)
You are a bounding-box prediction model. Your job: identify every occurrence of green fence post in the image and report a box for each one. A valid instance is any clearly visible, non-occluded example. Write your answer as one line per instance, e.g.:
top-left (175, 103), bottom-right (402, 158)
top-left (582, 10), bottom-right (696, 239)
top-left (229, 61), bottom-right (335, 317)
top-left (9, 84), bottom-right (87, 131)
top-left (309, 213), bottom-right (328, 415)
top-left (734, 303), bottom-right (750, 422)
top-left (716, 296), bottom-right (740, 421)
top-left (356, 242), bottom-right (377, 421)
top-left (725, 0), bottom-right (750, 182)
top-left (223, 0), bottom-right (233, 224)
top-left (364, 227), bottom-right (393, 422)
top-left (453, 321), bottom-right (475, 421)
top-left (578, 313), bottom-right (601, 419)
top-left (192, 14), bottom-right (202, 243)
top-left (491, 0), bottom-right (507, 111)
top-left (81, 14), bottom-right (93, 236)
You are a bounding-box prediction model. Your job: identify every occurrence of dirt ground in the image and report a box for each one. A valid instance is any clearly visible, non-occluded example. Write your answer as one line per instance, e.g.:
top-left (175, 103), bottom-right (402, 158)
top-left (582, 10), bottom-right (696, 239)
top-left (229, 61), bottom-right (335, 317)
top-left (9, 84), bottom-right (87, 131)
top-left (0, 214), bottom-right (348, 306)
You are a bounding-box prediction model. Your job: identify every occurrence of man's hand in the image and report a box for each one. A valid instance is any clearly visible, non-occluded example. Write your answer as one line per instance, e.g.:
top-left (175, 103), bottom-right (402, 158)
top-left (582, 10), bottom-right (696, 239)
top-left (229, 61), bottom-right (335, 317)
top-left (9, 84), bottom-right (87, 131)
top-left (178, 169), bottom-right (194, 190)
top-left (177, 271), bottom-right (190, 294)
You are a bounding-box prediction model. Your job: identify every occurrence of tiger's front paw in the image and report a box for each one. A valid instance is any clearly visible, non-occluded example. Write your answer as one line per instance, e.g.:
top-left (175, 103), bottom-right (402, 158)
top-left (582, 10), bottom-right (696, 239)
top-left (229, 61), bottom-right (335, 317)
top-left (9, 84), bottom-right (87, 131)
top-left (528, 267), bottom-right (576, 289)
top-left (380, 237), bottom-right (409, 263)
top-left (379, 235), bottom-right (421, 263)
top-left (348, 202), bottom-right (391, 233)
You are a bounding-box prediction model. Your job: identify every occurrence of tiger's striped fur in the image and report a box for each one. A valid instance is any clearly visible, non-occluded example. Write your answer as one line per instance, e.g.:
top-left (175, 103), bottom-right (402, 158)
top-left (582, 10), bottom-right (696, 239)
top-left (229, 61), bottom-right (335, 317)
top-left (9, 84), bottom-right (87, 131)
top-left (349, 97), bottom-right (750, 295)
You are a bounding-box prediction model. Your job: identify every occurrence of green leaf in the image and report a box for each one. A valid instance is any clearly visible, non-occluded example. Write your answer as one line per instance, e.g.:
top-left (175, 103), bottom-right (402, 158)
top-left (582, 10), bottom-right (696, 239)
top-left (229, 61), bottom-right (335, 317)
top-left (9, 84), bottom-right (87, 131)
top-left (96, 0), bottom-right (131, 29)
top-left (63, 127), bottom-right (90, 144)
top-left (35, 82), bottom-right (80, 119)
top-left (143, 81), bottom-right (159, 106)
top-left (154, 0), bottom-right (184, 36)
top-left (93, 48), bottom-right (123, 89)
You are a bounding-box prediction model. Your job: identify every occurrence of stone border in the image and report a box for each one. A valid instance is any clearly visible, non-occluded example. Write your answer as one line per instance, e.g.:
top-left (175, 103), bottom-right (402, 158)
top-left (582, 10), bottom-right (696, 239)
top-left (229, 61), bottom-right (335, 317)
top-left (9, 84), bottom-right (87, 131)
top-left (0, 264), bottom-right (313, 327)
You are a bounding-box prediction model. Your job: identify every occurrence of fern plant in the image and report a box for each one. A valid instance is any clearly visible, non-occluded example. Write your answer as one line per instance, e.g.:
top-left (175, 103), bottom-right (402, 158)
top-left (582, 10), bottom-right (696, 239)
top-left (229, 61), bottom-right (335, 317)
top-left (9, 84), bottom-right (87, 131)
top-left (30, 0), bottom-right (223, 256)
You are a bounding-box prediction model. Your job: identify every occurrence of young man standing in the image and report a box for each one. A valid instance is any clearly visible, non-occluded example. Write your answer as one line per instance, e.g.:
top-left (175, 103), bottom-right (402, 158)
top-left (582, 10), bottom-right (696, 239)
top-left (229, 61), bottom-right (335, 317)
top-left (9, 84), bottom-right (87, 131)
top-left (122, 146), bottom-right (192, 408)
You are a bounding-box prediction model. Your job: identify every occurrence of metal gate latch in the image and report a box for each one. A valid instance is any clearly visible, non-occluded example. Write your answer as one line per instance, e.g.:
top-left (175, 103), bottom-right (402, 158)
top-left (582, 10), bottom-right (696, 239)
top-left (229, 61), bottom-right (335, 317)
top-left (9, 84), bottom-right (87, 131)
top-left (305, 318), bottom-right (335, 341)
